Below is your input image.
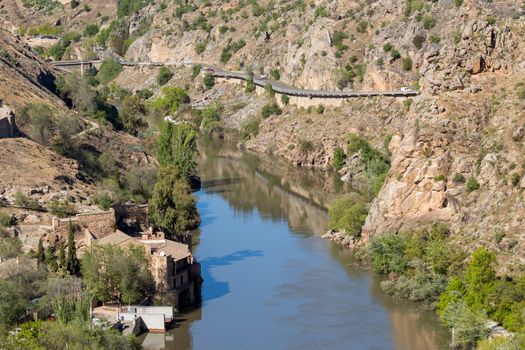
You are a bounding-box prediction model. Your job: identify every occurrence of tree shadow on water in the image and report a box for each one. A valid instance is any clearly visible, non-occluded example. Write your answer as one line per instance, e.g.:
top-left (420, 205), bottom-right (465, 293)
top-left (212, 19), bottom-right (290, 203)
top-left (200, 249), bottom-right (264, 303)
top-left (201, 177), bottom-right (245, 192)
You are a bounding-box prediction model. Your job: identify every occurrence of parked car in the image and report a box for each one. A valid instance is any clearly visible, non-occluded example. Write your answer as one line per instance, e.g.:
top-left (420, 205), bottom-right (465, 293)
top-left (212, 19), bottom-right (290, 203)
top-left (400, 86), bottom-right (412, 92)
top-left (259, 74), bottom-right (267, 79)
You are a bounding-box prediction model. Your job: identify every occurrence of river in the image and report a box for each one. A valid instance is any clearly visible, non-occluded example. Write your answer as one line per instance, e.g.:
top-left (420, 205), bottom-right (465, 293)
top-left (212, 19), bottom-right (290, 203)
top-left (140, 140), bottom-right (450, 350)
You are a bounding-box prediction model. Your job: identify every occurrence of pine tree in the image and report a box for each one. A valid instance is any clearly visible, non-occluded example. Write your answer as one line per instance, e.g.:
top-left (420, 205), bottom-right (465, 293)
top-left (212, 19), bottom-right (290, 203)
top-left (45, 245), bottom-right (58, 272)
top-left (57, 243), bottom-right (66, 270)
top-left (65, 223), bottom-right (80, 275)
top-left (37, 238), bottom-right (45, 267)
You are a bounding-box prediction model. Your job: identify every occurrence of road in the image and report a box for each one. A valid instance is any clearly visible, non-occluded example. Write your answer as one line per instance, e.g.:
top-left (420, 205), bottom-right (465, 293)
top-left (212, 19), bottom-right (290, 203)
top-left (51, 60), bottom-right (420, 99)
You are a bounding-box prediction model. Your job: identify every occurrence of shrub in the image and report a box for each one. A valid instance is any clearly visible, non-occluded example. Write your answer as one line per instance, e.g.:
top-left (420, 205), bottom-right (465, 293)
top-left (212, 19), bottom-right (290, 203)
top-left (117, 0), bottom-right (151, 18)
top-left (203, 73), bottom-right (215, 89)
top-left (156, 67), bottom-right (174, 86)
top-left (264, 83), bottom-right (274, 96)
top-left (239, 117), bottom-right (260, 140)
top-left (401, 57), bottom-right (413, 71)
top-left (14, 191), bottom-right (39, 210)
top-left (422, 15), bottom-right (436, 30)
top-left (191, 64), bottom-right (202, 80)
top-left (329, 195), bottom-right (367, 237)
top-left (465, 177), bottom-right (480, 192)
top-left (368, 233), bottom-right (410, 274)
top-left (429, 34), bottom-right (441, 43)
top-left (47, 199), bottom-right (76, 218)
top-left (83, 24), bottom-right (99, 38)
top-left (453, 0), bottom-right (463, 7)
top-left (270, 69), bottom-right (280, 80)
top-left (261, 103), bottom-right (282, 119)
top-left (298, 139), bottom-right (314, 154)
top-left (390, 49), bottom-right (400, 60)
top-left (383, 43), bottom-right (392, 52)
top-left (332, 147), bottom-right (346, 171)
top-left (442, 301), bottom-right (489, 349)
top-left (316, 104), bottom-right (325, 114)
top-left (96, 59), bottom-right (123, 84)
top-left (487, 16), bottom-right (496, 25)
top-left (281, 94), bottom-right (289, 105)
top-left (94, 193), bottom-right (113, 211)
top-left (453, 173), bottom-right (465, 183)
top-left (70, 0), bottom-right (79, 9)
top-left (412, 34), bottom-right (425, 49)
top-left (511, 173), bottom-right (521, 187)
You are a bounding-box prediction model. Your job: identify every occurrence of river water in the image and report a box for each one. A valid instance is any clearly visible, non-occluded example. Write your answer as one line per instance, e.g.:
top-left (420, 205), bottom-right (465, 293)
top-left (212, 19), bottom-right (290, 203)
top-left (140, 140), bottom-right (450, 350)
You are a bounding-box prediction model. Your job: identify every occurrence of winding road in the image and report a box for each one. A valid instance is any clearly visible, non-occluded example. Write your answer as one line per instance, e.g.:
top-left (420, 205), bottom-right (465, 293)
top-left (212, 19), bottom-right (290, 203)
top-left (52, 60), bottom-right (420, 99)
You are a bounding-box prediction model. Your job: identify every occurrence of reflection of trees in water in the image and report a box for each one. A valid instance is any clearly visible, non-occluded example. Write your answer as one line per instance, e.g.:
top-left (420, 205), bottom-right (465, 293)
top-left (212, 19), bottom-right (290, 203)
top-left (199, 154), bottom-right (330, 235)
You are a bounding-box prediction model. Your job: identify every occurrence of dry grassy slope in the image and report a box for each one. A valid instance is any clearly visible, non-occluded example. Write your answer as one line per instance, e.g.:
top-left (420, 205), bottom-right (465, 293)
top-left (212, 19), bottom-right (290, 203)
top-left (0, 26), bottom-right (64, 109)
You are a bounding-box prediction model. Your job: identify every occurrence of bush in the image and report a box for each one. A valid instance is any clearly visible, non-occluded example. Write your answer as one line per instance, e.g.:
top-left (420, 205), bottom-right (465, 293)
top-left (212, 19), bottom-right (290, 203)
top-left (441, 301), bottom-right (489, 349)
top-left (390, 49), bottom-right (400, 60)
top-left (422, 15), bottom-right (436, 30)
top-left (47, 199), bottom-right (76, 218)
top-left (401, 57), bottom-right (413, 71)
top-left (298, 139), bottom-right (314, 154)
top-left (83, 24), bottom-right (99, 38)
top-left (239, 117), bottom-right (260, 140)
top-left (245, 76), bottom-right (255, 93)
top-left (261, 103), bottom-right (282, 119)
top-left (270, 68), bottom-right (280, 80)
top-left (156, 67), bottom-right (174, 86)
top-left (14, 191), bottom-right (40, 210)
top-left (203, 73), bottom-right (215, 89)
top-left (511, 173), bottom-right (521, 187)
top-left (191, 64), bottom-right (202, 80)
top-left (328, 196), bottom-right (367, 237)
top-left (94, 193), bottom-right (113, 211)
top-left (453, 173), bottom-right (465, 183)
top-left (453, 0), bottom-right (463, 7)
top-left (316, 104), bottom-right (325, 114)
top-left (332, 147), bottom-right (346, 171)
top-left (117, 0), bottom-right (151, 18)
top-left (383, 43), bottom-right (392, 52)
top-left (149, 86), bottom-right (189, 116)
top-left (368, 233), bottom-right (410, 274)
top-left (465, 177), bottom-right (480, 193)
top-left (412, 34), bottom-right (425, 49)
top-left (281, 94), bottom-right (289, 105)
top-left (96, 59), bottom-right (122, 84)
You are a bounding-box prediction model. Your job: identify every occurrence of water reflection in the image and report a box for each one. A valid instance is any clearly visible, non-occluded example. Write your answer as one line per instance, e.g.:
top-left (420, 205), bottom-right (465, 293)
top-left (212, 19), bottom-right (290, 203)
top-left (200, 249), bottom-right (264, 303)
top-left (140, 139), bottom-right (449, 350)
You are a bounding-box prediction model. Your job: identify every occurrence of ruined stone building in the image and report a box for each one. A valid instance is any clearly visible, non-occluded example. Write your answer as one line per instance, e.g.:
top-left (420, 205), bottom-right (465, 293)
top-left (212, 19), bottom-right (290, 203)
top-left (52, 204), bottom-right (201, 308)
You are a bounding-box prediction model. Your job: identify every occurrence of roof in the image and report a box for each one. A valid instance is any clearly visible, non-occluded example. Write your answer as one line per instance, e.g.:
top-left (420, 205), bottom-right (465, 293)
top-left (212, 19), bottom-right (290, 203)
top-left (141, 239), bottom-right (191, 261)
top-left (96, 230), bottom-right (134, 246)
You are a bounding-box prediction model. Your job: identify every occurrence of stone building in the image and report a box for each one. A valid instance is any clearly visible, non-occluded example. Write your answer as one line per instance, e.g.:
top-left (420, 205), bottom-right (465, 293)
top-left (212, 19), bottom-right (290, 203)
top-left (52, 204), bottom-right (201, 309)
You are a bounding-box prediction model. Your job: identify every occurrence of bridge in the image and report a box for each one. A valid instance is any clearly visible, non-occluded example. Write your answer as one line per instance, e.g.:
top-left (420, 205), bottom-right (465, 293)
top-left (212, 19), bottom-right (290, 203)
top-left (51, 60), bottom-right (420, 99)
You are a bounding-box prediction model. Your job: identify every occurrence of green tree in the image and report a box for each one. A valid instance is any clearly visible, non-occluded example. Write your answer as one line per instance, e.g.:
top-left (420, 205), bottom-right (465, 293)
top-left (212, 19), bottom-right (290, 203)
top-left (442, 301), bottom-right (489, 349)
top-left (65, 223), bottom-right (80, 276)
top-left (45, 245), bottom-right (58, 272)
top-left (156, 122), bottom-right (198, 179)
top-left (0, 280), bottom-right (27, 330)
top-left (203, 73), bottom-right (215, 89)
top-left (245, 76), bottom-right (255, 93)
top-left (368, 233), bottom-right (410, 274)
top-left (81, 244), bottom-right (154, 304)
top-left (37, 238), bottom-right (45, 267)
top-left (332, 147), bottom-right (346, 171)
top-left (120, 95), bottom-right (147, 136)
top-left (97, 58), bottom-right (123, 84)
top-left (463, 247), bottom-right (496, 310)
top-left (329, 195), bottom-right (368, 238)
top-left (149, 166), bottom-right (200, 235)
top-left (156, 67), bottom-right (174, 86)
top-left (150, 86), bottom-right (189, 116)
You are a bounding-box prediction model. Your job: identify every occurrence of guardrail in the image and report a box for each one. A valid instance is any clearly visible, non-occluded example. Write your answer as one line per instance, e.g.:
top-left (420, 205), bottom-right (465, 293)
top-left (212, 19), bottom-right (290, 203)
top-left (51, 61), bottom-right (420, 99)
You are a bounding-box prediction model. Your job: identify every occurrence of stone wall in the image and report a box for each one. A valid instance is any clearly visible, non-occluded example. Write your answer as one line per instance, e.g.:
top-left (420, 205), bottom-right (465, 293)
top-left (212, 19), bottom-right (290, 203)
top-left (114, 203), bottom-right (150, 234)
top-left (52, 209), bottom-right (116, 240)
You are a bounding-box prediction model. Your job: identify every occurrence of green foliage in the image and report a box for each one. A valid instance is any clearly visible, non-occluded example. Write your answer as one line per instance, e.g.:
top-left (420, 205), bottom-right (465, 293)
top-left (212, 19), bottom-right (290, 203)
top-left (383, 43), bottom-right (392, 52)
top-left (332, 147), bottom-right (346, 171)
top-left (329, 196), bottom-right (367, 237)
top-left (82, 244), bottom-right (154, 304)
top-left (401, 57), bottom-right (413, 71)
top-left (453, 0), bottom-right (463, 7)
top-left (14, 191), bottom-right (40, 210)
top-left (270, 68), bottom-right (280, 80)
top-left (191, 64), bottom-right (202, 80)
top-left (239, 117), bottom-right (260, 140)
top-left (47, 200), bottom-right (76, 218)
top-left (281, 94), bottom-right (290, 105)
top-left (441, 301), bottom-right (489, 349)
top-left (0, 279), bottom-right (28, 330)
top-left (195, 40), bottom-right (208, 54)
top-left (245, 76), bottom-right (255, 93)
top-left (65, 224), bottom-right (80, 276)
top-left (117, 0), bottom-right (150, 18)
top-left (203, 73), bottom-right (215, 89)
top-left (200, 102), bottom-right (223, 135)
top-left (156, 122), bottom-right (198, 180)
top-left (453, 173), bottom-right (466, 183)
top-left (156, 67), bottom-right (174, 86)
top-left (27, 23), bottom-right (62, 36)
top-left (412, 34), bottom-right (425, 49)
top-left (511, 173), bottom-right (521, 187)
top-left (96, 59), bottom-right (123, 84)
top-left (6, 319), bottom-right (141, 350)
top-left (422, 15), bottom-right (436, 30)
top-left (84, 24), bottom-right (99, 37)
top-left (0, 236), bottom-right (22, 260)
top-left (487, 16), bottom-right (496, 25)
top-left (368, 233), bottom-right (410, 274)
top-left (347, 133), bottom-right (390, 197)
top-left (220, 39), bottom-right (246, 63)
top-left (465, 177), bottom-right (480, 192)
top-left (390, 49), bottom-right (400, 60)
top-left (150, 86), bottom-right (189, 116)
top-left (120, 95), bottom-right (147, 136)
top-left (149, 166), bottom-right (200, 235)
top-left (261, 103), bottom-right (282, 119)
top-left (264, 83), bottom-right (274, 96)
